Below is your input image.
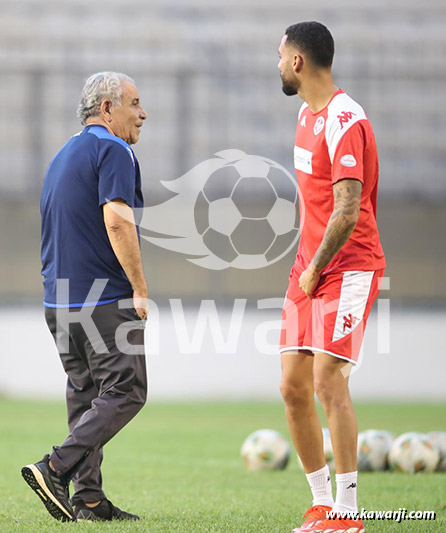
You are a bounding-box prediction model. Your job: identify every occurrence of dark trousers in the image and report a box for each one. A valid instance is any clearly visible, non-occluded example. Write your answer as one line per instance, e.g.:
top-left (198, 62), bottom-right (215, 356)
top-left (44, 300), bottom-right (147, 505)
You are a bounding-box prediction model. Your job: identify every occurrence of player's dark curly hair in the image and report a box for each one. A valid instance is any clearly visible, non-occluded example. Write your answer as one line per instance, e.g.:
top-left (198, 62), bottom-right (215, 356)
top-left (285, 21), bottom-right (334, 69)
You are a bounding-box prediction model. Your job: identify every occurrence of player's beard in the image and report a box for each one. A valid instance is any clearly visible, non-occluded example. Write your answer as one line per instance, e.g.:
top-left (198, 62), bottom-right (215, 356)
top-left (282, 84), bottom-right (297, 96)
top-left (280, 71), bottom-right (298, 96)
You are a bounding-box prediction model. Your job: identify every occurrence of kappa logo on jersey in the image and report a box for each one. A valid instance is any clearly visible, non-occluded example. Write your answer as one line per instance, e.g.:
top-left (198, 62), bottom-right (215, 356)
top-left (300, 115), bottom-right (307, 127)
top-left (340, 154), bottom-right (357, 167)
top-left (338, 111), bottom-right (356, 129)
top-left (343, 313), bottom-right (360, 332)
top-left (313, 116), bottom-right (325, 136)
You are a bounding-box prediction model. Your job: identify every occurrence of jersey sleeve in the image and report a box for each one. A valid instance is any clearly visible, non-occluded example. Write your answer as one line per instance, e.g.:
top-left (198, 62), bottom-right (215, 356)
top-left (331, 121), bottom-right (366, 185)
top-left (97, 140), bottom-right (136, 207)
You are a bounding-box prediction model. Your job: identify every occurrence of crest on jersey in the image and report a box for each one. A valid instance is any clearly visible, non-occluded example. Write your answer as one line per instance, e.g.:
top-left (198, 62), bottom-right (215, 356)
top-left (313, 116), bottom-right (325, 136)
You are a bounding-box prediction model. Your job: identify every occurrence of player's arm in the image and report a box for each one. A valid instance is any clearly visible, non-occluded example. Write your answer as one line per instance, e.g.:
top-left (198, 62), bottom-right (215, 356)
top-left (103, 199), bottom-right (148, 319)
top-left (312, 178), bottom-right (362, 270)
top-left (299, 178), bottom-right (362, 297)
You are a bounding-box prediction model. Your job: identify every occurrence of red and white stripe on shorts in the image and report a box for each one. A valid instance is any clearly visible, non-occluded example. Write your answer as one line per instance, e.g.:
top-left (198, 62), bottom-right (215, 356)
top-left (279, 268), bottom-right (385, 364)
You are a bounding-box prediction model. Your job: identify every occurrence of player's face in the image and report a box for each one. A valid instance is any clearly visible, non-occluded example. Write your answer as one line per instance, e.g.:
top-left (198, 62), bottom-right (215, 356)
top-left (110, 81), bottom-right (147, 145)
top-left (278, 35), bottom-right (298, 96)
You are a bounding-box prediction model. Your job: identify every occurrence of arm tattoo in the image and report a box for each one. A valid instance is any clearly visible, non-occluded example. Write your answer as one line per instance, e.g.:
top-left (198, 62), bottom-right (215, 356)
top-left (311, 179), bottom-right (362, 271)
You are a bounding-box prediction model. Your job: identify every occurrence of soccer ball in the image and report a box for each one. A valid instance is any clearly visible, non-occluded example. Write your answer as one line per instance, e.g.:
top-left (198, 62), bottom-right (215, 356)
top-left (357, 429), bottom-right (394, 471)
top-left (194, 151), bottom-right (299, 269)
top-left (389, 432), bottom-right (440, 473)
top-left (427, 431), bottom-right (446, 472)
top-left (241, 429), bottom-right (291, 471)
top-left (297, 427), bottom-right (335, 471)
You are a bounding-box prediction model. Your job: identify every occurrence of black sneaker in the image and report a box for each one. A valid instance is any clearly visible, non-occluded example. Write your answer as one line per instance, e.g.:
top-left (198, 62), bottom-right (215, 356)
top-left (21, 455), bottom-right (76, 522)
top-left (75, 499), bottom-right (140, 521)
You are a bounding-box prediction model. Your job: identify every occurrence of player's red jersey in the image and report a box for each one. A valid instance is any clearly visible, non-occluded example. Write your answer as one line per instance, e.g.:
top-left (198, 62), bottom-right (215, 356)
top-left (293, 89), bottom-right (385, 274)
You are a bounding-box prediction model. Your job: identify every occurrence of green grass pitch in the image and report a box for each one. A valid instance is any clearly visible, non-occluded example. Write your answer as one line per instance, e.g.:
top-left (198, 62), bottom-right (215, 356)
top-left (0, 399), bottom-right (445, 532)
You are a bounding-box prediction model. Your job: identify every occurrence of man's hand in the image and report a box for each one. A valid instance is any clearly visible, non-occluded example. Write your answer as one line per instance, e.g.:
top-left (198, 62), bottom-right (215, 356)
top-left (299, 265), bottom-right (321, 298)
top-left (133, 290), bottom-right (148, 320)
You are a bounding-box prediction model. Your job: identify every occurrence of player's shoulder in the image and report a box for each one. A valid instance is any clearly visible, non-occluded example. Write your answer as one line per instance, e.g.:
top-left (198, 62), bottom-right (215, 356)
top-left (325, 91), bottom-right (371, 148)
top-left (326, 91), bottom-right (368, 131)
top-left (325, 92), bottom-right (373, 161)
top-left (327, 92), bottom-right (367, 123)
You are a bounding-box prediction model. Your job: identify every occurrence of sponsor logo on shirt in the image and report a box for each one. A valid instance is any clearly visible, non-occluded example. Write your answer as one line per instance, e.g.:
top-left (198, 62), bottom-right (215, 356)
top-left (340, 154), bottom-right (357, 167)
top-left (337, 111), bottom-right (356, 129)
top-left (313, 116), bottom-right (325, 136)
top-left (294, 146), bottom-right (313, 174)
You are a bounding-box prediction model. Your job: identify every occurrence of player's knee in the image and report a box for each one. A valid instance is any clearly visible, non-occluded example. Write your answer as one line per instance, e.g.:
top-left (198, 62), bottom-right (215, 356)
top-left (314, 376), bottom-right (349, 408)
top-left (313, 378), bottom-right (335, 406)
top-left (280, 377), bottom-right (313, 406)
top-left (314, 363), bottom-right (351, 406)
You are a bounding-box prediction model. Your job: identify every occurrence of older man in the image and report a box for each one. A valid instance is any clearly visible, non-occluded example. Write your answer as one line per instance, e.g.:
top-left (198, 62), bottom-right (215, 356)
top-left (21, 72), bottom-right (149, 522)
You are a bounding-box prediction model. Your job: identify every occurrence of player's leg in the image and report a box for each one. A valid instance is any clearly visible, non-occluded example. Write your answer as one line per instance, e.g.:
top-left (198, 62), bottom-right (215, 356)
top-left (280, 351), bottom-right (325, 473)
top-left (302, 271), bottom-right (385, 531)
top-left (309, 353), bottom-right (364, 532)
top-left (313, 353), bottom-right (357, 475)
top-left (280, 270), bottom-right (324, 473)
top-left (280, 273), bottom-right (335, 532)
top-left (313, 353), bottom-right (359, 517)
top-left (311, 270), bottom-right (384, 518)
top-left (281, 351), bottom-right (334, 532)
top-left (308, 273), bottom-right (360, 519)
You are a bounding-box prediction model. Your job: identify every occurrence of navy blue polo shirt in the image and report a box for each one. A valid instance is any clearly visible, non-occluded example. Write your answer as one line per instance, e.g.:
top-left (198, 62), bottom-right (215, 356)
top-left (41, 125), bottom-right (144, 307)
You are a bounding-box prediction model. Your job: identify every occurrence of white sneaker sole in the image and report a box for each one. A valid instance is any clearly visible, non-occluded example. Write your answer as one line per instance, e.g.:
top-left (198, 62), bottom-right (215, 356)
top-left (21, 464), bottom-right (75, 522)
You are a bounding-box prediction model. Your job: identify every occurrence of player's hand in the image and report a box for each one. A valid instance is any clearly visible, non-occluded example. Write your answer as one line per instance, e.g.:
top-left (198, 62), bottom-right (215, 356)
top-left (298, 265), bottom-right (321, 298)
top-left (133, 290), bottom-right (149, 320)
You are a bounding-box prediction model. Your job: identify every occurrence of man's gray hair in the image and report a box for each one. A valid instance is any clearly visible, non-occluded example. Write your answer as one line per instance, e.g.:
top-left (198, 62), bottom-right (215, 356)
top-left (77, 71), bottom-right (135, 125)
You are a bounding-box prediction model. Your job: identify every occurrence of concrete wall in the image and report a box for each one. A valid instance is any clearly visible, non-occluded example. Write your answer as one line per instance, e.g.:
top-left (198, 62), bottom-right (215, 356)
top-left (1, 306), bottom-right (445, 400)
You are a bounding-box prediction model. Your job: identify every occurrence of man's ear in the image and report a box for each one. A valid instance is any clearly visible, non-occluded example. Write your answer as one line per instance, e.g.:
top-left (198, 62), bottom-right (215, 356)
top-left (100, 99), bottom-right (113, 121)
top-left (293, 54), bottom-right (304, 74)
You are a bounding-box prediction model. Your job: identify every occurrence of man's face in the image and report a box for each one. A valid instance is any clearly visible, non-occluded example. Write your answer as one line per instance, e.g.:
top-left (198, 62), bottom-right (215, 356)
top-left (278, 35), bottom-right (299, 96)
top-left (109, 81), bottom-right (147, 145)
